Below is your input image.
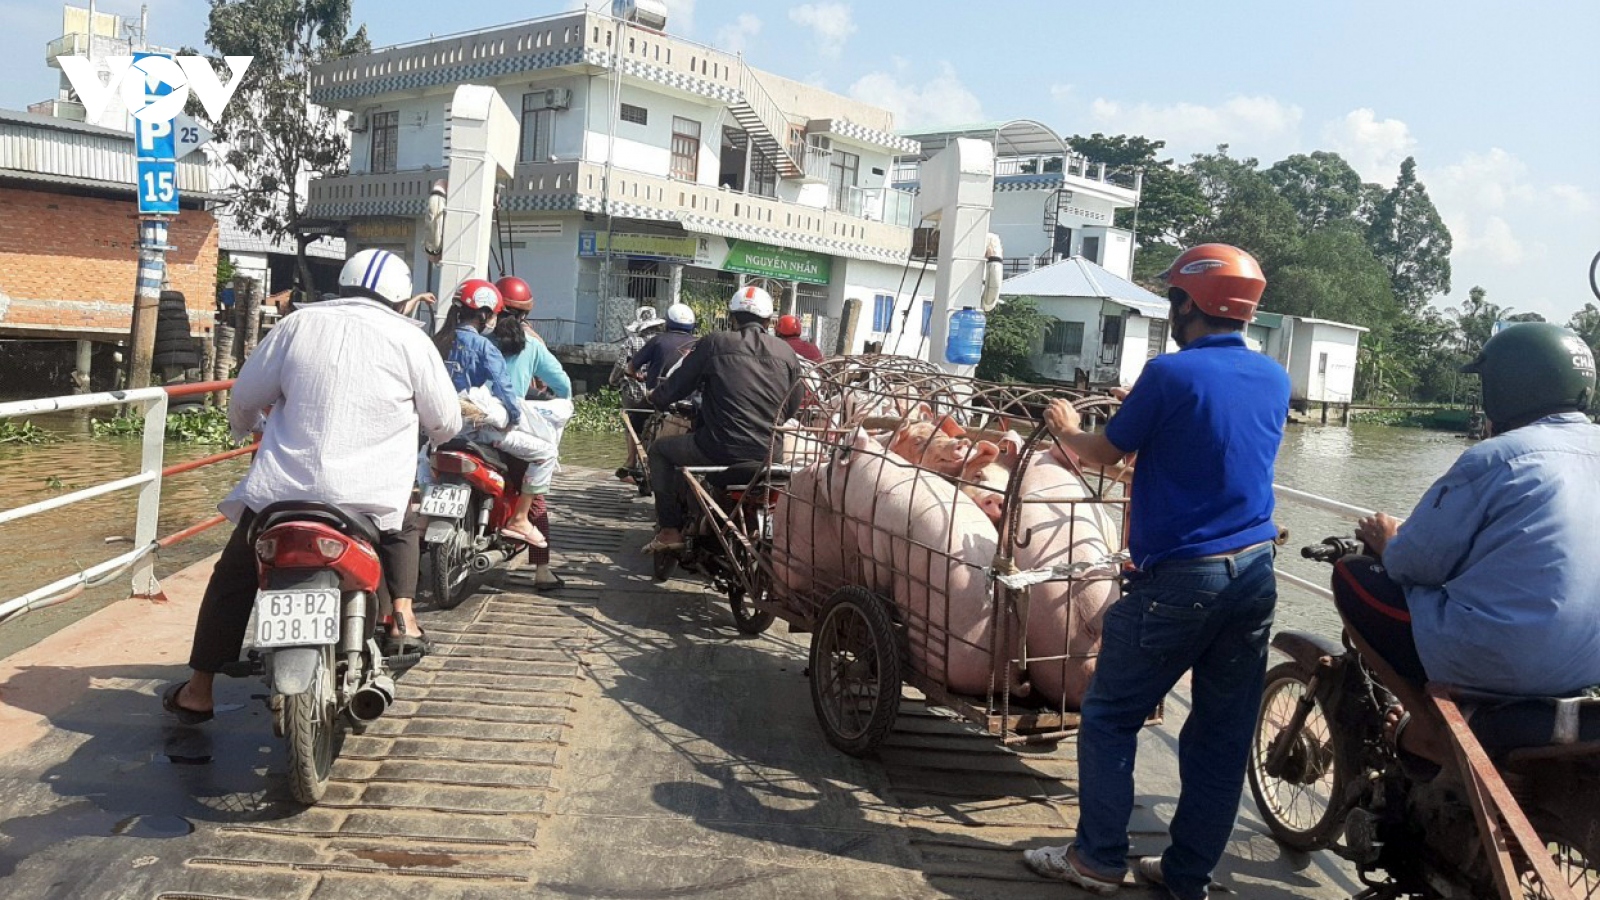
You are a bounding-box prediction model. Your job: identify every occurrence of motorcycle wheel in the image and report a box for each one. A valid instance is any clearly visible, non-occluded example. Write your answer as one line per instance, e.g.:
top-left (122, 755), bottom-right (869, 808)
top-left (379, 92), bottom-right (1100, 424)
top-left (430, 500), bottom-right (478, 609)
top-left (808, 587), bottom-right (901, 757)
top-left (283, 646), bottom-right (337, 805)
top-left (727, 584), bottom-right (775, 635)
top-left (1525, 793), bottom-right (1600, 899)
top-left (652, 549), bottom-right (676, 582)
top-left (1248, 661), bottom-right (1351, 852)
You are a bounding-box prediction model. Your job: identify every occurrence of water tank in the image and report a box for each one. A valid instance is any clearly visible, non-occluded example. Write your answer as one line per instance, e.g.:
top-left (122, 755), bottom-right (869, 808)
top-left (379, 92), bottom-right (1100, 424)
top-left (612, 0), bottom-right (668, 31)
top-left (945, 307), bottom-right (987, 366)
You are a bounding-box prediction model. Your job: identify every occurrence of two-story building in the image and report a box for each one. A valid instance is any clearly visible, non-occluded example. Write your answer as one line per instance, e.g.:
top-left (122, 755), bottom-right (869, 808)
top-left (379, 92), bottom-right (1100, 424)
top-left (305, 6), bottom-right (926, 356)
top-left (894, 120), bottom-right (1141, 281)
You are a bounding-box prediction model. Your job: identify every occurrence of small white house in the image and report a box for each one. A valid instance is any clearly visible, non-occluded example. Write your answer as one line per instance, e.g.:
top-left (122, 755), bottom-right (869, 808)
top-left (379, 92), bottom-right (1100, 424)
top-left (1000, 256), bottom-right (1174, 387)
top-left (1256, 314), bottom-right (1368, 405)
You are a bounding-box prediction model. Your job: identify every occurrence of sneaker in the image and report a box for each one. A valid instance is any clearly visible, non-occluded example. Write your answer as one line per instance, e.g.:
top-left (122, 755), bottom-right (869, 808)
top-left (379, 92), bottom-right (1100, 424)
top-left (1022, 844), bottom-right (1123, 894)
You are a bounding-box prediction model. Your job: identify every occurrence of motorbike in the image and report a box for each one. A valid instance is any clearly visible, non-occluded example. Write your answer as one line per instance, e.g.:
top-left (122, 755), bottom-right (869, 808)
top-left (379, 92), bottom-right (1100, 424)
top-left (230, 501), bottom-right (397, 804)
top-left (421, 438), bottom-right (527, 608)
top-left (1248, 536), bottom-right (1600, 899)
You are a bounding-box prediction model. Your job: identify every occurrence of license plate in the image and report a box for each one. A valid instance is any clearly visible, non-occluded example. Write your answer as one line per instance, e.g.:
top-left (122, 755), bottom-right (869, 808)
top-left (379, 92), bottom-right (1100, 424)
top-left (420, 484), bottom-right (471, 519)
top-left (254, 588), bottom-right (341, 648)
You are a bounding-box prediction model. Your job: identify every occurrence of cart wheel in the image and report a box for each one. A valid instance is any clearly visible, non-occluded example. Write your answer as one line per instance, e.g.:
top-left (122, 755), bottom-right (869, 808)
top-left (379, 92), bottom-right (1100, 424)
top-left (728, 584), bottom-right (775, 635)
top-left (808, 587), bottom-right (901, 756)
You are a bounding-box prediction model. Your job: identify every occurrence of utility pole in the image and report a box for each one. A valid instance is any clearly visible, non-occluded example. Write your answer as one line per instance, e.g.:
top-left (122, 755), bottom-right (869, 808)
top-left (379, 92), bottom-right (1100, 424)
top-left (125, 217), bottom-right (170, 389)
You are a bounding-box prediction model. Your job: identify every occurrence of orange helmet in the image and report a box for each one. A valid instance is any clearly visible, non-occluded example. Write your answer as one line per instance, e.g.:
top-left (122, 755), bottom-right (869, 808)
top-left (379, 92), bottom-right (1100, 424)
top-left (494, 277), bottom-right (533, 313)
top-left (454, 278), bottom-right (503, 315)
top-left (776, 314), bottom-right (802, 337)
top-left (1160, 243), bottom-right (1266, 322)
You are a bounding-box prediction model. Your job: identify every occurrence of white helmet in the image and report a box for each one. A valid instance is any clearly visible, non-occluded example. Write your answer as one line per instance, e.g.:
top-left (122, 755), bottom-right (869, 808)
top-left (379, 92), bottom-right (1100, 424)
top-left (728, 284), bottom-right (774, 319)
top-left (665, 302), bottom-right (696, 330)
top-left (339, 249), bottom-right (412, 306)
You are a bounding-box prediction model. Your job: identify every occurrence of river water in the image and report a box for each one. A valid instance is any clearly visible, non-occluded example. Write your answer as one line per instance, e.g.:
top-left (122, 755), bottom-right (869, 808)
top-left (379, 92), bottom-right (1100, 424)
top-left (0, 413), bottom-right (1460, 661)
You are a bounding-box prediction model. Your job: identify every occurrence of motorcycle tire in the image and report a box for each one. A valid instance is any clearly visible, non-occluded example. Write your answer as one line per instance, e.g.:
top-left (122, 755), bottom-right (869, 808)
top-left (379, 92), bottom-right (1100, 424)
top-left (1526, 784), bottom-right (1600, 899)
top-left (1248, 661), bottom-right (1352, 852)
top-left (430, 500), bottom-right (479, 610)
top-left (283, 646), bottom-right (337, 805)
top-left (652, 549), bottom-right (676, 583)
top-left (727, 584), bottom-right (775, 636)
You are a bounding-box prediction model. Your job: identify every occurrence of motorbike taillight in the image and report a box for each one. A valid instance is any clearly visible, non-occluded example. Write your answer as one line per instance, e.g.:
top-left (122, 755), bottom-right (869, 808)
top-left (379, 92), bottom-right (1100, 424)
top-left (432, 452), bottom-right (479, 476)
top-left (255, 521), bottom-right (382, 591)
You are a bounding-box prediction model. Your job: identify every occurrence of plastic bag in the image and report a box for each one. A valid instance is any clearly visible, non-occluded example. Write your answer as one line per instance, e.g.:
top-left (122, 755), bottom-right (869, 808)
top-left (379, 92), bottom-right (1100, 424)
top-left (462, 385), bottom-right (509, 429)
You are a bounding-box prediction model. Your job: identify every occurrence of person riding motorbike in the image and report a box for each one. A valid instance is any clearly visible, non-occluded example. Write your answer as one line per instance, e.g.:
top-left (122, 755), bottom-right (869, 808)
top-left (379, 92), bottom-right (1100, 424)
top-left (1337, 322), bottom-right (1600, 771)
top-left (612, 307), bottom-right (665, 482)
top-left (776, 314), bottom-right (823, 362)
top-left (630, 302), bottom-right (699, 392)
top-left (163, 249), bottom-right (462, 722)
top-left (490, 276), bottom-right (571, 591)
top-left (641, 285), bottom-right (803, 553)
top-left (437, 278), bottom-right (547, 548)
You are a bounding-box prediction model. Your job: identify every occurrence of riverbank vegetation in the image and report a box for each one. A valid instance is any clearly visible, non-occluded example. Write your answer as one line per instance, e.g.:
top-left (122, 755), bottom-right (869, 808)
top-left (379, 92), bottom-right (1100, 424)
top-left (568, 388), bottom-right (624, 434)
top-left (91, 407), bottom-right (237, 445)
top-left (0, 420), bottom-right (59, 445)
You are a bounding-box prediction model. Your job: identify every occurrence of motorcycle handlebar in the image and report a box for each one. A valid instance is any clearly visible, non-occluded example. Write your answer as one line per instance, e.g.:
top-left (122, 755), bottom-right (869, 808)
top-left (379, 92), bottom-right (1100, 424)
top-left (1300, 536), bottom-right (1365, 564)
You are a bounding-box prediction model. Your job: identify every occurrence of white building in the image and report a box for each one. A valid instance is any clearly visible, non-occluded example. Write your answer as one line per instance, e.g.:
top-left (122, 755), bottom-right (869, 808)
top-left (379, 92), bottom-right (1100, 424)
top-left (895, 121), bottom-right (1141, 280)
top-left (304, 6), bottom-right (929, 355)
top-left (1257, 314), bottom-right (1367, 406)
top-left (999, 256), bottom-right (1174, 387)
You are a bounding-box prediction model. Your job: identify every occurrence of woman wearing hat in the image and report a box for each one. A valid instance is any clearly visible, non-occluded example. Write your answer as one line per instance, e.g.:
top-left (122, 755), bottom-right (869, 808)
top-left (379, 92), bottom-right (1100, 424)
top-left (611, 307), bottom-right (665, 481)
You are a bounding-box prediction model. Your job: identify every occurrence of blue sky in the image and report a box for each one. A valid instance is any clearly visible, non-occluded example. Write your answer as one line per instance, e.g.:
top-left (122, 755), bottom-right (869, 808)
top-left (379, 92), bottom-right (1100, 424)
top-left (5, 0), bottom-right (1596, 322)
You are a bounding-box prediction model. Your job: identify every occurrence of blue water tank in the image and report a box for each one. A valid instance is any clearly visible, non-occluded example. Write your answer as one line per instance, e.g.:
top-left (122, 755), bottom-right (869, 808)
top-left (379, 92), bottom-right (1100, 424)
top-left (945, 307), bottom-right (986, 365)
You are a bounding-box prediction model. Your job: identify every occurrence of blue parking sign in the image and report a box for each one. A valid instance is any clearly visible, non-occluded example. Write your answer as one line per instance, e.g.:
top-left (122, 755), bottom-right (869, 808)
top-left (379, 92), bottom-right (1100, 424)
top-left (138, 159), bottom-right (180, 214)
top-left (136, 116), bottom-right (176, 161)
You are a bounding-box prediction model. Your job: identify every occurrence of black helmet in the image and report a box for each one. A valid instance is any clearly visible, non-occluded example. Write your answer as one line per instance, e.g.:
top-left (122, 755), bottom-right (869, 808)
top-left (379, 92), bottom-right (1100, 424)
top-left (1461, 322), bottom-right (1595, 427)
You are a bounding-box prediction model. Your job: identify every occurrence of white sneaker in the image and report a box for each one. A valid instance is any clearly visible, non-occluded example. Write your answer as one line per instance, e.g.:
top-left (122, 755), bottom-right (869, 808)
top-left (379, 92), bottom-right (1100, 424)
top-left (1022, 844), bottom-right (1123, 894)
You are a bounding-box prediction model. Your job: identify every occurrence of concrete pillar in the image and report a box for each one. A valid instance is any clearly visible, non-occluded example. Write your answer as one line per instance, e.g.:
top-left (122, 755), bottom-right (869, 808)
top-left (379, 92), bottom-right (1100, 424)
top-left (72, 340), bottom-right (93, 393)
top-left (668, 263), bottom-right (684, 307)
top-left (915, 139), bottom-right (995, 374)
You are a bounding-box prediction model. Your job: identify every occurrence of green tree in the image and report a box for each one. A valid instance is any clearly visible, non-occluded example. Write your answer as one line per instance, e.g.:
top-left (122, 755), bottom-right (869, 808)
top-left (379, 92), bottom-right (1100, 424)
top-left (1182, 147), bottom-right (1303, 279)
top-left (1569, 302), bottom-right (1600, 356)
top-left (1455, 285), bottom-right (1508, 356)
top-left (1265, 151), bottom-right (1364, 230)
top-left (1265, 223), bottom-right (1397, 325)
top-left (1503, 311), bottom-right (1546, 323)
top-left (977, 296), bottom-right (1049, 383)
top-left (1366, 157), bottom-right (1453, 313)
top-left (199, 0), bottom-right (370, 297)
top-left (1066, 134), bottom-right (1209, 251)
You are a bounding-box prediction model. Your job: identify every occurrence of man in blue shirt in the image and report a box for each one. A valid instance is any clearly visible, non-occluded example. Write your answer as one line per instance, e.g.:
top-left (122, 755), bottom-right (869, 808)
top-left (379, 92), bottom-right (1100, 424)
top-left (1339, 322), bottom-right (1600, 767)
top-left (1025, 244), bottom-right (1289, 900)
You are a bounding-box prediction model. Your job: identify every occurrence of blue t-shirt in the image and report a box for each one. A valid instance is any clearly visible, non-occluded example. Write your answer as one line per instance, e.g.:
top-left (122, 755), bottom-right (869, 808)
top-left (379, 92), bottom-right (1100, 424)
top-left (1105, 332), bottom-right (1289, 569)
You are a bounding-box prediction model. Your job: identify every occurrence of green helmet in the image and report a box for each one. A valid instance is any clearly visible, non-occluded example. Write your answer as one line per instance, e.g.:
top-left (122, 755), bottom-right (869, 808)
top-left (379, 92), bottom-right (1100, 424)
top-left (1461, 322), bottom-right (1596, 427)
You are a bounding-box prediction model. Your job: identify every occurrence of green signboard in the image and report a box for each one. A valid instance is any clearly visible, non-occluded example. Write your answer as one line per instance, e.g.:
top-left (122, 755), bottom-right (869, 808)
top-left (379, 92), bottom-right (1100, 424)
top-left (722, 240), bottom-right (832, 285)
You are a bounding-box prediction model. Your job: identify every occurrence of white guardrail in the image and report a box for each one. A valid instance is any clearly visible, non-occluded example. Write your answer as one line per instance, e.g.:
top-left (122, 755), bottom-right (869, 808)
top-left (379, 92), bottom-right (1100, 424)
top-left (1272, 483), bottom-right (1386, 602)
top-left (0, 387), bottom-right (171, 624)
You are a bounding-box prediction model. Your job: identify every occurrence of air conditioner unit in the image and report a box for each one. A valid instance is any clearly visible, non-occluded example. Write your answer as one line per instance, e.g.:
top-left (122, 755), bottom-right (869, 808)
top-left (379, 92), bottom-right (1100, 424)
top-left (545, 88), bottom-right (572, 110)
top-left (350, 113), bottom-right (369, 133)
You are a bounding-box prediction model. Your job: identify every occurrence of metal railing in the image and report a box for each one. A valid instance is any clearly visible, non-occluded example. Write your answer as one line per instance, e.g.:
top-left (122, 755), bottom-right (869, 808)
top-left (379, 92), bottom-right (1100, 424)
top-left (0, 381), bottom-right (253, 626)
top-left (1270, 483), bottom-right (1378, 601)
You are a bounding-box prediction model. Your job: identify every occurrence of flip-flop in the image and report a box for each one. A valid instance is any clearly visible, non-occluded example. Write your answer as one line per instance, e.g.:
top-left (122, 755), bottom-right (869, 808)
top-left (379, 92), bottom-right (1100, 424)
top-left (641, 538), bottom-right (686, 554)
top-left (162, 681), bottom-right (213, 725)
top-left (533, 574), bottom-right (567, 593)
top-left (499, 526), bottom-right (547, 548)
top-left (1386, 708), bottom-right (1443, 782)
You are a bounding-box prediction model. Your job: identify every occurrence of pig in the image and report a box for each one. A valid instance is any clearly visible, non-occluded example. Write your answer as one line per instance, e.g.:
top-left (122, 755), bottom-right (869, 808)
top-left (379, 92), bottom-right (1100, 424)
top-left (831, 430), bottom-right (1017, 697)
top-left (1012, 448), bottom-right (1123, 710)
top-left (770, 460), bottom-right (847, 601)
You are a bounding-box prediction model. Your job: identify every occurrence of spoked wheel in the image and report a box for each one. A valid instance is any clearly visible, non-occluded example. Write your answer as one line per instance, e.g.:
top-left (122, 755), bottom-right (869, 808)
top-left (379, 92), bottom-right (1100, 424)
top-left (808, 587), bottom-right (901, 756)
top-left (430, 503), bottom-right (477, 609)
top-left (1248, 661), bottom-right (1351, 851)
top-left (283, 646), bottom-right (337, 805)
top-left (1524, 802), bottom-right (1600, 899)
top-left (728, 581), bottom-right (775, 635)
top-left (726, 507), bottom-right (774, 635)
top-left (652, 549), bottom-right (677, 582)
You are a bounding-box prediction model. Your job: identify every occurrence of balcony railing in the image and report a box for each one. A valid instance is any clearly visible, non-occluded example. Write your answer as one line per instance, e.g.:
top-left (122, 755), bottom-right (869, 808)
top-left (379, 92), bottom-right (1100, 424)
top-left (896, 155), bottom-right (1138, 192)
top-left (835, 185), bottom-right (916, 228)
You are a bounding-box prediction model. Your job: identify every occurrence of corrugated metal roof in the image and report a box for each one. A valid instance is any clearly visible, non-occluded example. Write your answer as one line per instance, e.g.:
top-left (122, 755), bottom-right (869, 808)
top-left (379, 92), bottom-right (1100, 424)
top-left (219, 218), bottom-right (346, 259)
top-left (0, 106), bottom-right (211, 197)
top-left (1000, 256), bottom-right (1169, 317)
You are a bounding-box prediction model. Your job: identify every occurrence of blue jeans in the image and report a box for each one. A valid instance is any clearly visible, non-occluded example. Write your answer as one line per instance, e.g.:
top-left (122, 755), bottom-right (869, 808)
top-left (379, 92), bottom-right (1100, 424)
top-left (1072, 544), bottom-right (1277, 900)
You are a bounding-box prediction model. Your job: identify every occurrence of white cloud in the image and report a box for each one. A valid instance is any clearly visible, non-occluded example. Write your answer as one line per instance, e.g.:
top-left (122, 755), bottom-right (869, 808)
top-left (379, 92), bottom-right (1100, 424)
top-left (1322, 108), bottom-right (1416, 183)
top-left (847, 62), bottom-right (984, 130)
top-left (714, 13), bottom-right (762, 55)
top-left (788, 3), bottom-right (857, 58)
top-left (1446, 213), bottom-right (1534, 268)
top-left (1086, 95), bottom-right (1304, 159)
top-left (664, 0), bottom-right (697, 33)
top-left (1050, 83), bottom-right (1075, 102)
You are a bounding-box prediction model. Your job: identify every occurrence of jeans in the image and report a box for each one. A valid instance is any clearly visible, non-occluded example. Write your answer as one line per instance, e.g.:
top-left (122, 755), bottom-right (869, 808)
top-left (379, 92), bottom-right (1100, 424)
top-left (1073, 544), bottom-right (1277, 900)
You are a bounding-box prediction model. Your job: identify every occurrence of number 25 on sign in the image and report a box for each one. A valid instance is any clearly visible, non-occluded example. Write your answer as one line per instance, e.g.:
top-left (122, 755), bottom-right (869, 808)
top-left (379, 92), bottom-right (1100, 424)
top-left (137, 159), bottom-right (179, 215)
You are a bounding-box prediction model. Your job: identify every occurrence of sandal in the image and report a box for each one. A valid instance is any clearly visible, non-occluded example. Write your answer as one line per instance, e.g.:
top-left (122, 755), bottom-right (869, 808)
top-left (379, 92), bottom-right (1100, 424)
top-left (533, 573), bottom-right (567, 593)
top-left (385, 613), bottom-right (433, 656)
top-left (499, 525), bottom-right (547, 548)
top-left (641, 537), bottom-right (686, 554)
top-left (162, 680), bottom-right (213, 725)
top-left (1386, 708), bottom-right (1443, 782)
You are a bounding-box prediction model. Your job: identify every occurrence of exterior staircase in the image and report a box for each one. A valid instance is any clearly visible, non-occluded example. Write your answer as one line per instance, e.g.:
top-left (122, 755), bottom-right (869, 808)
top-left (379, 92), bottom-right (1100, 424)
top-left (729, 65), bottom-right (804, 179)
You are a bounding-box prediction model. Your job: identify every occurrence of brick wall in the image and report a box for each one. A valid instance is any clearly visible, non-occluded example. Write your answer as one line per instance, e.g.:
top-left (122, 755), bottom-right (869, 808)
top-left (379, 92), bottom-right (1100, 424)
top-left (0, 187), bottom-right (219, 334)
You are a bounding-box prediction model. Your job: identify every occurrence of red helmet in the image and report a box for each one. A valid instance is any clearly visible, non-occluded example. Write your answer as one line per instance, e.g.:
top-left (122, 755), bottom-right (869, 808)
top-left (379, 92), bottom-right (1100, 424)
top-left (455, 278), bottom-right (503, 315)
top-left (1160, 243), bottom-right (1266, 322)
top-left (776, 314), bottom-right (802, 337)
top-left (495, 276), bottom-right (533, 312)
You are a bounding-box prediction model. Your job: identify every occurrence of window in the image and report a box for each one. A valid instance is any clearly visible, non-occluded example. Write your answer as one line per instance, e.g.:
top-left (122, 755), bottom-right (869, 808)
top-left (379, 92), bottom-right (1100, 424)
top-left (670, 116), bottom-right (701, 182)
top-left (369, 110), bottom-right (399, 174)
top-left (829, 149), bottom-right (859, 212)
top-left (620, 103), bottom-right (648, 125)
top-left (519, 94), bottom-right (554, 164)
top-left (1044, 320), bottom-right (1085, 355)
top-left (871, 294), bottom-right (895, 333)
top-left (748, 145), bottom-right (778, 198)
top-left (920, 300), bottom-right (933, 334)
top-left (1081, 235), bottom-right (1102, 264)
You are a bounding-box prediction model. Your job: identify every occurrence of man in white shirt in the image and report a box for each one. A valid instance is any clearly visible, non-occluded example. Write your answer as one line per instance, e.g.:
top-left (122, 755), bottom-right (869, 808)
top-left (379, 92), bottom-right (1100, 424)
top-left (164, 249), bottom-right (461, 723)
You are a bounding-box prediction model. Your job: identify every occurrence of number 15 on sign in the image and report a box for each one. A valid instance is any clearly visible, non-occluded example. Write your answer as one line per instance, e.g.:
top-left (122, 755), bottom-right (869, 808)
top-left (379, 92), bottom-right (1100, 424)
top-left (137, 159), bottom-right (179, 214)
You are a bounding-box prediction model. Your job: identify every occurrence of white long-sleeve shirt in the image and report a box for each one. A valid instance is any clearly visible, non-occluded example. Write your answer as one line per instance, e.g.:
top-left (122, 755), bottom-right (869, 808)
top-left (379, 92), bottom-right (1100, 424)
top-left (221, 297), bottom-right (462, 531)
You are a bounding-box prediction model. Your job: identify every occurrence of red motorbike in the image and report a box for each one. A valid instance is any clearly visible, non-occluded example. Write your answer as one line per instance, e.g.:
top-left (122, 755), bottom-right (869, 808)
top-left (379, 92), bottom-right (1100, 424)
top-left (422, 438), bottom-right (526, 607)
top-left (239, 501), bottom-right (397, 804)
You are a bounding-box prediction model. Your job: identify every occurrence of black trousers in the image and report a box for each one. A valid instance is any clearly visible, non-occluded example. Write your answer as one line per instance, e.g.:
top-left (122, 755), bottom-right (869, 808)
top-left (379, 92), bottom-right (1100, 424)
top-left (648, 434), bottom-right (719, 530)
top-left (187, 507), bottom-right (421, 673)
top-left (1331, 555), bottom-right (1428, 684)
